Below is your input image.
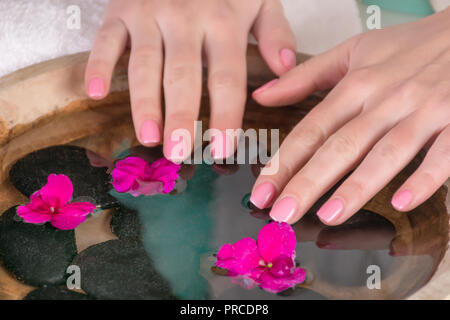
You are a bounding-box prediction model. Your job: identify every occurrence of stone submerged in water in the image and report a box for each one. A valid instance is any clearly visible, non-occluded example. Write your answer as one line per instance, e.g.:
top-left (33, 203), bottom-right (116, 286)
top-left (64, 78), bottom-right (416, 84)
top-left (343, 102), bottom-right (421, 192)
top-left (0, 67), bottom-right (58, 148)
top-left (110, 206), bottom-right (143, 244)
top-left (0, 206), bottom-right (78, 287)
top-left (72, 240), bottom-right (176, 300)
top-left (9, 145), bottom-right (118, 209)
top-left (24, 286), bottom-right (93, 300)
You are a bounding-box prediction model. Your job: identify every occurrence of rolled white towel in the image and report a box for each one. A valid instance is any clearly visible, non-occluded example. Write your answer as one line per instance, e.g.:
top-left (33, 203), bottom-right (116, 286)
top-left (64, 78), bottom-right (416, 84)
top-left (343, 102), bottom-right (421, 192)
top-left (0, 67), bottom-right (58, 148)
top-left (0, 0), bottom-right (362, 77)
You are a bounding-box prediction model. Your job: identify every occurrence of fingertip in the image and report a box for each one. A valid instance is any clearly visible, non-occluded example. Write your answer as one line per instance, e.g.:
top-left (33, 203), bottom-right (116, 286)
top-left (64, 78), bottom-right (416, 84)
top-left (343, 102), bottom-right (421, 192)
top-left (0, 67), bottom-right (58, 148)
top-left (138, 119), bottom-right (161, 147)
top-left (86, 76), bottom-right (106, 100)
top-left (280, 48), bottom-right (297, 71)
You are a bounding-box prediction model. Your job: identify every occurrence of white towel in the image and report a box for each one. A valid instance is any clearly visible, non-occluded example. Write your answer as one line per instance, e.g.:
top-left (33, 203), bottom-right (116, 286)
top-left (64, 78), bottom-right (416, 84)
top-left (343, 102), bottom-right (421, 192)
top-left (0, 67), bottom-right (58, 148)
top-left (0, 0), bottom-right (363, 78)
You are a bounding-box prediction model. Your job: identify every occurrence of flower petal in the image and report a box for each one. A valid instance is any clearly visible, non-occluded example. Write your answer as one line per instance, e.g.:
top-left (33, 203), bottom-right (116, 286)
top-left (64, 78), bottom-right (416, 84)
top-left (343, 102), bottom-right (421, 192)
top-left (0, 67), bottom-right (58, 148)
top-left (216, 238), bottom-right (261, 275)
top-left (148, 158), bottom-right (181, 193)
top-left (257, 222), bottom-right (297, 263)
top-left (257, 267), bottom-right (306, 293)
top-left (39, 174), bottom-right (73, 208)
top-left (50, 202), bottom-right (96, 230)
top-left (111, 167), bottom-right (139, 193)
top-left (17, 204), bottom-right (52, 224)
top-left (115, 157), bottom-right (151, 180)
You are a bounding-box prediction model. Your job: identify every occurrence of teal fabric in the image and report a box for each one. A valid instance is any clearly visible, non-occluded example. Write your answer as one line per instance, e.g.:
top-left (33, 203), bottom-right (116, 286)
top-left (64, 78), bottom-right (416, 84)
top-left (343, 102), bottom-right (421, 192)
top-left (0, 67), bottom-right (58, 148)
top-left (362, 0), bottom-right (434, 16)
top-left (111, 164), bottom-right (218, 299)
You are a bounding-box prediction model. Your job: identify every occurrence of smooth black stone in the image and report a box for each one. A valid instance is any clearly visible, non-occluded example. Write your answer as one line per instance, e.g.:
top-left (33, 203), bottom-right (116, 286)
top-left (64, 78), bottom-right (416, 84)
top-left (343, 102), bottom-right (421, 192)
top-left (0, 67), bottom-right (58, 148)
top-left (72, 240), bottom-right (176, 300)
top-left (24, 286), bottom-right (93, 300)
top-left (9, 145), bottom-right (118, 208)
top-left (0, 206), bottom-right (78, 287)
top-left (110, 206), bottom-right (142, 243)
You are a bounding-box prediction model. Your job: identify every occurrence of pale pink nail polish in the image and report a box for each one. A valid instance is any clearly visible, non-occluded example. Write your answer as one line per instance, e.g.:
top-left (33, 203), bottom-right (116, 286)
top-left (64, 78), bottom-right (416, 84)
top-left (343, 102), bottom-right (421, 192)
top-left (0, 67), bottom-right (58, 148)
top-left (88, 77), bottom-right (104, 98)
top-left (253, 79), bottom-right (278, 95)
top-left (140, 120), bottom-right (161, 145)
top-left (250, 182), bottom-right (276, 209)
top-left (317, 198), bottom-right (344, 224)
top-left (391, 190), bottom-right (413, 211)
top-left (280, 48), bottom-right (296, 70)
top-left (269, 196), bottom-right (298, 222)
top-left (211, 131), bottom-right (233, 160)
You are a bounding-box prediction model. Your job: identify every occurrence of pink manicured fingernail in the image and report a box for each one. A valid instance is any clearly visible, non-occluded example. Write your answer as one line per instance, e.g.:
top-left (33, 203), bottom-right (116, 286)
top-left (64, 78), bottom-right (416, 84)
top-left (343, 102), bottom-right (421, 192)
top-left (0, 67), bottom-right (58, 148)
top-left (317, 199), bottom-right (344, 224)
top-left (211, 131), bottom-right (233, 160)
top-left (280, 48), bottom-right (296, 70)
top-left (253, 79), bottom-right (278, 95)
top-left (391, 190), bottom-right (412, 211)
top-left (140, 119), bottom-right (161, 145)
top-left (88, 77), bottom-right (104, 98)
top-left (250, 182), bottom-right (276, 209)
top-left (164, 133), bottom-right (187, 163)
top-left (269, 196), bottom-right (298, 222)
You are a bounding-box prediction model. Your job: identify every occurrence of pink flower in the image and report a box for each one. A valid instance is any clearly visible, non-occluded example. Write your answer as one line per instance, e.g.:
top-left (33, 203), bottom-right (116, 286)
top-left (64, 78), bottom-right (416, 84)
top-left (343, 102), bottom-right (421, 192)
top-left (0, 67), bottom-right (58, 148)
top-left (111, 156), bottom-right (181, 197)
top-left (216, 222), bottom-right (306, 293)
top-left (17, 174), bottom-right (96, 230)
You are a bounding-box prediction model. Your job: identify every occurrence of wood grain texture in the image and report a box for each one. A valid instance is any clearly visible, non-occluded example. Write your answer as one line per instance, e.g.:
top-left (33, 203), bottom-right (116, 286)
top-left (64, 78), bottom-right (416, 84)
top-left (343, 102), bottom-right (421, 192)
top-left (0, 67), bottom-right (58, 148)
top-left (0, 46), bottom-right (448, 299)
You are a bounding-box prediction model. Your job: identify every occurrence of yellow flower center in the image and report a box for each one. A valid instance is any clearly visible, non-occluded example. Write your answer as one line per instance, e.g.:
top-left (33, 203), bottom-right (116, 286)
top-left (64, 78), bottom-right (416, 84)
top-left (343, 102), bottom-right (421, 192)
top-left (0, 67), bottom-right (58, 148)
top-left (267, 262), bottom-right (273, 268)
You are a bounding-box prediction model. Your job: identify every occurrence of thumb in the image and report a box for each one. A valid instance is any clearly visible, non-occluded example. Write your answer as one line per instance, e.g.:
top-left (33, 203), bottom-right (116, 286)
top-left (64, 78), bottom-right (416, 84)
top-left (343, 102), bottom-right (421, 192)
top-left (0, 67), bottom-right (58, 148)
top-left (252, 0), bottom-right (297, 76)
top-left (252, 36), bottom-right (358, 107)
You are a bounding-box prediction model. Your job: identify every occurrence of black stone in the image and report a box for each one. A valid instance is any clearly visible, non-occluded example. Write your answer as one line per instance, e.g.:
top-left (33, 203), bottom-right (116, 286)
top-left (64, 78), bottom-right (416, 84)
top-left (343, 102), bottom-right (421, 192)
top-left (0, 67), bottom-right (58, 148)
top-left (9, 145), bottom-right (118, 208)
top-left (0, 206), bottom-right (78, 287)
top-left (24, 286), bottom-right (93, 300)
top-left (72, 240), bottom-right (176, 300)
top-left (110, 206), bottom-right (142, 243)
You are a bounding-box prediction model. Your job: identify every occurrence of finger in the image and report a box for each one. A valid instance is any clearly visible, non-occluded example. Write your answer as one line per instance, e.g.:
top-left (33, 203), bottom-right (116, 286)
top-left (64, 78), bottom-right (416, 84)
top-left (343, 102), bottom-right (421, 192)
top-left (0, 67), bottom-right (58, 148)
top-left (252, 0), bottom-right (297, 75)
top-left (317, 109), bottom-right (444, 226)
top-left (391, 124), bottom-right (450, 211)
top-left (160, 24), bottom-right (203, 162)
top-left (204, 32), bottom-right (247, 159)
top-left (249, 75), bottom-right (369, 210)
top-left (252, 36), bottom-right (359, 106)
top-left (127, 20), bottom-right (164, 146)
top-left (266, 87), bottom-right (415, 222)
top-left (85, 18), bottom-right (128, 99)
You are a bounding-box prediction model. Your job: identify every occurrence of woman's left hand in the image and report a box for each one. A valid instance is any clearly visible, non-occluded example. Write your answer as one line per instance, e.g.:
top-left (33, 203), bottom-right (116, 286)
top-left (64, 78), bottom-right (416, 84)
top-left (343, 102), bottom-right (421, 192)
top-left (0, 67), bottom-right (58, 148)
top-left (250, 8), bottom-right (450, 225)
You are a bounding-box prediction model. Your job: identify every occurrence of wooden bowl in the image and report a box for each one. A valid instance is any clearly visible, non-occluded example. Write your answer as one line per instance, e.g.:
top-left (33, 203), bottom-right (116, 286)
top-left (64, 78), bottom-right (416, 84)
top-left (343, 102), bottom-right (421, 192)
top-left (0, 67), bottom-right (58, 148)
top-left (0, 46), bottom-right (448, 299)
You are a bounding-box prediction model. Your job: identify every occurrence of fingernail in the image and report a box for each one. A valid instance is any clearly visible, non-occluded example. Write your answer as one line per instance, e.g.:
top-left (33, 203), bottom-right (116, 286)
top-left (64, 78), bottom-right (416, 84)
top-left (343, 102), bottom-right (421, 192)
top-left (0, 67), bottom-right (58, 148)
top-left (140, 119), bottom-right (161, 145)
top-left (250, 182), bottom-right (276, 209)
top-left (280, 48), bottom-right (296, 70)
top-left (88, 77), bottom-right (104, 98)
top-left (317, 198), bottom-right (344, 224)
top-left (391, 190), bottom-right (412, 211)
top-left (165, 133), bottom-right (188, 163)
top-left (269, 196), bottom-right (298, 222)
top-left (211, 131), bottom-right (234, 160)
top-left (253, 79), bottom-right (278, 95)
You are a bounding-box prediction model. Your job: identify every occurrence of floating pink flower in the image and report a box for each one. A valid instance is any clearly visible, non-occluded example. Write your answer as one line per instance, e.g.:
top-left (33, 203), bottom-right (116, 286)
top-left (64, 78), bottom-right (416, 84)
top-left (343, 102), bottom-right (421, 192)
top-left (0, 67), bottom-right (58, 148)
top-left (17, 174), bottom-right (96, 230)
top-left (111, 156), bottom-right (181, 197)
top-left (216, 222), bottom-right (306, 293)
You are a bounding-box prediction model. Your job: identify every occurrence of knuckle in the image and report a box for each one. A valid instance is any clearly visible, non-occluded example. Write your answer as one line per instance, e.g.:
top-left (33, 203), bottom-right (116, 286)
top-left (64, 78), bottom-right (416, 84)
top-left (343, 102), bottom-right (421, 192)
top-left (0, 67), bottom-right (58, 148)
top-left (371, 142), bottom-right (399, 164)
top-left (208, 70), bottom-right (244, 90)
top-left (131, 45), bottom-right (160, 66)
top-left (291, 120), bottom-right (327, 151)
top-left (325, 132), bottom-right (360, 162)
top-left (164, 64), bottom-right (199, 87)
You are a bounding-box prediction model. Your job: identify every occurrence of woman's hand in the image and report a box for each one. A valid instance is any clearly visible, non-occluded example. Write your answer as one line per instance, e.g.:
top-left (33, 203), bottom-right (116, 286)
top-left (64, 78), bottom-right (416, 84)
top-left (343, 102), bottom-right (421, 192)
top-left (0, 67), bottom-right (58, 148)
top-left (85, 0), bottom-right (296, 162)
top-left (251, 9), bottom-right (450, 225)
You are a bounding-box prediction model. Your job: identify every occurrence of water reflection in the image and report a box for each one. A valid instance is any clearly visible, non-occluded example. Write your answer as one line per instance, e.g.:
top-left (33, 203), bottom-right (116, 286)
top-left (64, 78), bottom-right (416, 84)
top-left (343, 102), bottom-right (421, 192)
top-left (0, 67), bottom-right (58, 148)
top-left (0, 143), bottom-right (447, 300)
